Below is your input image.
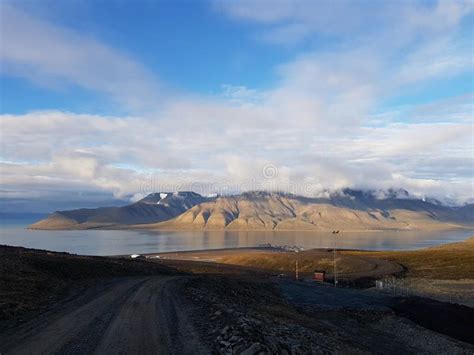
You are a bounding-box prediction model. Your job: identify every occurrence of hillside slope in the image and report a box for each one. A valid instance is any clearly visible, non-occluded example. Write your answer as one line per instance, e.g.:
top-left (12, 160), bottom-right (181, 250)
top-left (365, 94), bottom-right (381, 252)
top-left (30, 192), bottom-right (209, 230)
top-left (141, 191), bottom-right (472, 231)
top-left (30, 190), bottom-right (473, 231)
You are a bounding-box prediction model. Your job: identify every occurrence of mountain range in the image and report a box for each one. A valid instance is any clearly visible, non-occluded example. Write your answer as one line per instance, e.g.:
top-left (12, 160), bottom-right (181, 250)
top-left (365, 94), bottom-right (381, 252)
top-left (29, 192), bottom-right (208, 230)
top-left (30, 190), bottom-right (473, 231)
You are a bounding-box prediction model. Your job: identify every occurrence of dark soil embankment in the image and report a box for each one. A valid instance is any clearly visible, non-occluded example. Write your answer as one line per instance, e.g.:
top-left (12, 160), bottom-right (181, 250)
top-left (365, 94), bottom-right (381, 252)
top-left (0, 245), bottom-right (176, 323)
top-left (391, 297), bottom-right (474, 344)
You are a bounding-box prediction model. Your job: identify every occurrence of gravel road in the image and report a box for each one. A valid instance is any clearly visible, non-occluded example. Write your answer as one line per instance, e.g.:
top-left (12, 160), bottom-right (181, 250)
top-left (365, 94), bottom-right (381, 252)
top-left (0, 276), bottom-right (207, 355)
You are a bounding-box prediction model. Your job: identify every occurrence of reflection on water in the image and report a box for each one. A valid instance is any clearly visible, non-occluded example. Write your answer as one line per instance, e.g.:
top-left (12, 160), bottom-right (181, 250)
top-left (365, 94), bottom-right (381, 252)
top-left (0, 222), bottom-right (473, 256)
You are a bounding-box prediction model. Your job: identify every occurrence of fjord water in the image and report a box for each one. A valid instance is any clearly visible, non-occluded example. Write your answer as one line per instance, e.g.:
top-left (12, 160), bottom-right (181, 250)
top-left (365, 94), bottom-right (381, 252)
top-left (1, 217), bottom-right (472, 256)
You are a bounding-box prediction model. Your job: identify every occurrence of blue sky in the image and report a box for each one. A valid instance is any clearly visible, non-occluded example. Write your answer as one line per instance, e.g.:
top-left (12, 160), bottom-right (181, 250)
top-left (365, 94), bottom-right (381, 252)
top-left (0, 0), bottom-right (473, 211)
top-left (1, 0), bottom-right (291, 113)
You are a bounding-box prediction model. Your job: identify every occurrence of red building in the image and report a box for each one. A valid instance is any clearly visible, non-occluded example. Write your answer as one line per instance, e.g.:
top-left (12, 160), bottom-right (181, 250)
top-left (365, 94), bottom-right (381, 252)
top-left (313, 270), bottom-right (325, 282)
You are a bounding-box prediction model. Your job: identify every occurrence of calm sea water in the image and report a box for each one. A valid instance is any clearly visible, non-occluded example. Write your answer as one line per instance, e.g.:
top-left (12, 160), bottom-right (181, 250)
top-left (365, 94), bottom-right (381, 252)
top-left (1, 217), bottom-right (472, 256)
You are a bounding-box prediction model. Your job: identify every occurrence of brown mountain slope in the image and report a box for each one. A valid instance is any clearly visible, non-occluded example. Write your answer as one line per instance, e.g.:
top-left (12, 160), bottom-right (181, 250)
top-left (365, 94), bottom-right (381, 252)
top-left (139, 192), bottom-right (465, 231)
top-left (30, 192), bottom-right (208, 230)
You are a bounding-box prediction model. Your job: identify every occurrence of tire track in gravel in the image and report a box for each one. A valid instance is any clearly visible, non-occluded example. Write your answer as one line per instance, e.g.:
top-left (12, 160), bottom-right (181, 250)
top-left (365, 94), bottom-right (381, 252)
top-left (1, 276), bottom-right (207, 355)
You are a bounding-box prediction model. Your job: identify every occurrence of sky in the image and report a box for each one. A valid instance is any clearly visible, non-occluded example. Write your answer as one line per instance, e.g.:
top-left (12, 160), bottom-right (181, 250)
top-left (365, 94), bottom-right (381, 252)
top-left (0, 0), bottom-right (473, 212)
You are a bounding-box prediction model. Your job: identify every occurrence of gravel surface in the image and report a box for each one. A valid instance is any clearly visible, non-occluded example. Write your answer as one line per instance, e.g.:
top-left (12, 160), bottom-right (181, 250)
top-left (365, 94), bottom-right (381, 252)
top-left (184, 276), bottom-right (342, 354)
top-left (0, 276), bottom-right (208, 355)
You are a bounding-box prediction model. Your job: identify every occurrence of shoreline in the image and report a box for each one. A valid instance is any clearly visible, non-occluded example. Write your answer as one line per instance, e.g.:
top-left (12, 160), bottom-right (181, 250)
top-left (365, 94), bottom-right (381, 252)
top-left (111, 233), bottom-right (474, 258)
top-left (2, 228), bottom-right (474, 257)
top-left (27, 223), bottom-right (474, 232)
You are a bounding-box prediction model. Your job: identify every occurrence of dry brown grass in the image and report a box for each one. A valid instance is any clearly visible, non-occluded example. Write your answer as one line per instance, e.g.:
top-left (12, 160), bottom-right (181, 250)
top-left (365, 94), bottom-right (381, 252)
top-left (157, 237), bottom-right (474, 281)
top-left (216, 250), bottom-right (374, 275)
top-left (342, 237), bottom-right (474, 279)
top-left (165, 248), bottom-right (403, 281)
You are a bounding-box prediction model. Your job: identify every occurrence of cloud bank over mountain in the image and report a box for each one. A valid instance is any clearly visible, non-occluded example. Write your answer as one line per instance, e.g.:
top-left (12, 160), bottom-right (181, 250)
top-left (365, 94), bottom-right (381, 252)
top-left (0, 1), bottom-right (473, 211)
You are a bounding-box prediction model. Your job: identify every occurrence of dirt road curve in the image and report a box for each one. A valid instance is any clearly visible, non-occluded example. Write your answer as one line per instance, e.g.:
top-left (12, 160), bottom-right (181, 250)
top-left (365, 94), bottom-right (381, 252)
top-left (0, 276), bottom-right (208, 355)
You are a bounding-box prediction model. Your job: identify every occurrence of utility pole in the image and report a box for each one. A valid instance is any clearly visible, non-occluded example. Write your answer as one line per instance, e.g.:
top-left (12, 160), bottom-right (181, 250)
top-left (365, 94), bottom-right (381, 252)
top-left (295, 260), bottom-right (299, 280)
top-left (333, 233), bottom-right (337, 287)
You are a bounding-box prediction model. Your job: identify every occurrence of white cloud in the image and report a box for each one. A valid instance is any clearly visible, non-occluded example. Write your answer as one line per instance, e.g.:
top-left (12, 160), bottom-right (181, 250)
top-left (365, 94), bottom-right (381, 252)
top-left (0, 1), bottom-right (473, 209)
top-left (220, 84), bottom-right (266, 105)
top-left (217, 0), bottom-right (473, 44)
top-left (409, 94), bottom-right (474, 123)
top-left (0, 3), bottom-right (161, 111)
top-left (1, 102), bottom-right (472, 206)
top-left (394, 37), bottom-right (472, 86)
